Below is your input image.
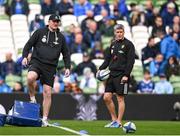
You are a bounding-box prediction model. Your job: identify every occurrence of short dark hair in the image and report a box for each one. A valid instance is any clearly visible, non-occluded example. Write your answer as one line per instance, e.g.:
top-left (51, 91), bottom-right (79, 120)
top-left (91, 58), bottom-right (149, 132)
top-left (155, 15), bottom-right (162, 20)
top-left (144, 70), bottom-right (150, 75)
top-left (130, 3), bottom-right (137, 7)
top-left (114, 24), bottom-right (124, 31)
top-left (159, 73), bottom-right (166, 78)
top-left (148, 36), bottom-right (154, 42)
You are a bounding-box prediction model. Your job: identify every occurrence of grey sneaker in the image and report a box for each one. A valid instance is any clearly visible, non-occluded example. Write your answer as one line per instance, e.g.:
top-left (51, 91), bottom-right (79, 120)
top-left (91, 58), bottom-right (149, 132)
top-left (104, 121), bottom-right (116, 128)
top-left (109, 121), bottom-right (121, 128)
top-left (42, 119), bottom-right (49, 127)
top-left (104, 121), bottom-right (122, 128)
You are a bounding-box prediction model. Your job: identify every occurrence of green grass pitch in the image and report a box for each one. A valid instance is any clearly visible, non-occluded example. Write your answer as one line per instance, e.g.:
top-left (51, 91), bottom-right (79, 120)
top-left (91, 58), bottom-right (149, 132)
top-left (0, 120), bottom-right (180, 135)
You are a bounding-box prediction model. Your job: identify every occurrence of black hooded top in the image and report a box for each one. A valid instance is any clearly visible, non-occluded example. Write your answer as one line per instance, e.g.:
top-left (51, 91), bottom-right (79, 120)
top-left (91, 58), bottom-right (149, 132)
top-left (22, 26), bottom-right (70, 69)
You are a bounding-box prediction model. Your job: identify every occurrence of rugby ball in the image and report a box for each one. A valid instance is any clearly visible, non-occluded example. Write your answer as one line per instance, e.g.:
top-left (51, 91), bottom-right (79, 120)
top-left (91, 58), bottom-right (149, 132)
top-left (123, 121), bottom-right (136, 133)
top-left (96, 69), bottom-right (110, 81)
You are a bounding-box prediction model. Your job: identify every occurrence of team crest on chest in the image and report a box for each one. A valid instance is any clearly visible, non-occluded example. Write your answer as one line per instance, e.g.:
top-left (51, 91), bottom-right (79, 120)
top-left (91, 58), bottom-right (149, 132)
top-left (111, 45), bottom-right (115, 54)
top-left (41, 35), bottom-right (47, 43)
top-left (117, 44), bottom-right (125, 54)
top-left (118, 50), bottom-right (124, 54)
top-left (121, 45), bottom-right (125, 49)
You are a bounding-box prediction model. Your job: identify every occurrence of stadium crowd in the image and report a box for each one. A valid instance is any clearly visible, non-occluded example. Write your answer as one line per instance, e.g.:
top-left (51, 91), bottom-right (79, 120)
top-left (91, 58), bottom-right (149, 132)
top-left (0, 0), bottom-right (179, 94)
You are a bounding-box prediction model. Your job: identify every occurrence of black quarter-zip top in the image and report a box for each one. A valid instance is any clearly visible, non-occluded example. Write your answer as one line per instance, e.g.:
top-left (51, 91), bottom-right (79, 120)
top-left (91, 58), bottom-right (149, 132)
top-left (99, 38), bottom-right (135, 77)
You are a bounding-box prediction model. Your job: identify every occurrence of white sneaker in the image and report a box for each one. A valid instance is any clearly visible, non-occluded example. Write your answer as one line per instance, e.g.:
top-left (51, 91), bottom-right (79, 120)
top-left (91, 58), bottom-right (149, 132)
top-left (42, 119), bottom-right (49, 127)
top-left (104, 121), bottom-right (116, 128)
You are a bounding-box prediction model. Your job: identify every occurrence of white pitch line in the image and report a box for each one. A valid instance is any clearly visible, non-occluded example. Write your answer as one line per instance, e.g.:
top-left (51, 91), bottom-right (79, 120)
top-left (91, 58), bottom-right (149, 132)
top-left (49, 123), bottom-right (90, 136)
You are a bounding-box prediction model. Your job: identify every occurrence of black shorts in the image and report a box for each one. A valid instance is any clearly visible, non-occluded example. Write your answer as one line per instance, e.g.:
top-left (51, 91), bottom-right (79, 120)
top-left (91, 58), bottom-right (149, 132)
top-left (28, 60), bottom-right (56, 87)
top-left (105, 75), bottom-right (129, 95)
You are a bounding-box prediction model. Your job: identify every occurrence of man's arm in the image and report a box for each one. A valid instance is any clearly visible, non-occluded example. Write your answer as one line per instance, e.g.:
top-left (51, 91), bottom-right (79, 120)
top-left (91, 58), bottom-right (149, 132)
top-left (160, 38), bottom-right (167, 57)
top-left (73, 4), bottom-right (78, 16)
top-left (167, 83), bottom-right (173, 94)
top-left (124, 42), bottom-right (135, 76)
top-left (141, 48), bottom-right (153, 64)
top-left (22, 30), bottom-right (39, 58)
top-left (22, 30), bottom-right (39, 66)
top-left (61, 35), bottom-right (71, 70)
top-left (99, 47), bottom-right (111, 70)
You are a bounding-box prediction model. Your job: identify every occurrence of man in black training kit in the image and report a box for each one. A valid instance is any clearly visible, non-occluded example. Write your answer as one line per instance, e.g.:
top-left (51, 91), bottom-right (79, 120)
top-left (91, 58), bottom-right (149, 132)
top-left (22, 14), bottom-right (71, 126)
top-left (98, 24), bottom-right (135, 128)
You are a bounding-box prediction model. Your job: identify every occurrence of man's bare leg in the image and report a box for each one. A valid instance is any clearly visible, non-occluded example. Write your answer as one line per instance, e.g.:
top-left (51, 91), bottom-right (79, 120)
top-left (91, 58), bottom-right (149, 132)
top-left (116, 95), bottom-right (125, 125)
top-left (42, 84), bottom-right (52, 126)
top-left (103, 92), bottom-right (117, 121)
top-left (27, 71), bottom-right (38, 103)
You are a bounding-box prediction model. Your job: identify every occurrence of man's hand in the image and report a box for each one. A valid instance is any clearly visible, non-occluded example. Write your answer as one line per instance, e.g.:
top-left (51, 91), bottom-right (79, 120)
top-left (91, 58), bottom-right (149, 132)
top-left (121, 76), bottom-right (128, 83)
top-left (68, 8), bottom-right (73, 13)
top-left (148, 57), bottom-right (153, 61)
top-left (64, 69), bottom-right (70, 77)
top-left (96, 70), bottom-right (100, 78)
top-left (22, 58), bottom-right (28, 67)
